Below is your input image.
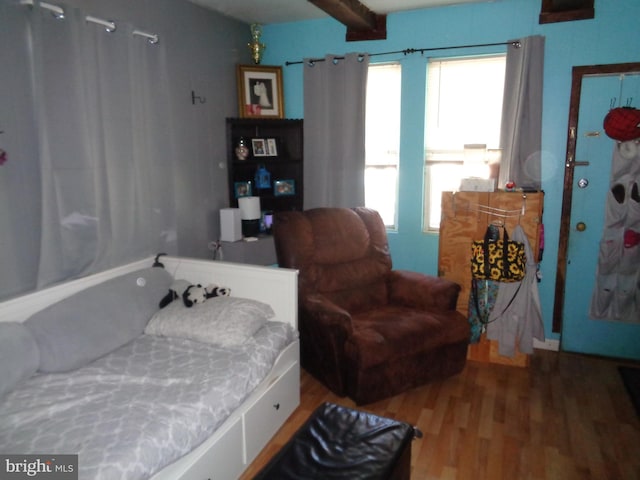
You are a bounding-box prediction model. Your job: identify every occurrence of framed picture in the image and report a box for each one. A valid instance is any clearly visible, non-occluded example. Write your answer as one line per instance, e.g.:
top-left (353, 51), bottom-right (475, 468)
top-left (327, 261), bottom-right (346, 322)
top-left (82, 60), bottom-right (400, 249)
top-left (251, 139), bottom-right (267, 157)
top-left (237, 65), bottom-right (284, 119)
top-left (234, 181), bottom-right (252, 198)
top-left (266, 138), bottom-right (278, 156)
top-left (251, 138), bottom-right (278, 157)
top-left (274, 179), bottom-right (295, 196)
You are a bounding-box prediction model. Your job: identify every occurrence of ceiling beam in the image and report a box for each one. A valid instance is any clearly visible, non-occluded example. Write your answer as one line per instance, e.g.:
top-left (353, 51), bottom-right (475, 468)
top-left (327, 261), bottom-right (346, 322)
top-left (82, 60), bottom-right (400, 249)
top-left (308, 0), bottom-right (377, 29)
top-left (308, 0), bottom-right (387, 40)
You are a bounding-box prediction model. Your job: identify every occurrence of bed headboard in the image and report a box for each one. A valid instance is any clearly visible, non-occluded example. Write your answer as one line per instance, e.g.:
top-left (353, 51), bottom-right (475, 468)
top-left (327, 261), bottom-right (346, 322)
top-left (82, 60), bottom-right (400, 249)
top-left (0, 256), bottom-right (298, 330)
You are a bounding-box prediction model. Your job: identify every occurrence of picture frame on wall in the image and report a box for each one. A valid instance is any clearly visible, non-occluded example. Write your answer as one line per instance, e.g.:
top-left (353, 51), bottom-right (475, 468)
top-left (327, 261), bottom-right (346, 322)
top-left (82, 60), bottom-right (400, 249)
top-left (237, 65), bottom-right (284, 119)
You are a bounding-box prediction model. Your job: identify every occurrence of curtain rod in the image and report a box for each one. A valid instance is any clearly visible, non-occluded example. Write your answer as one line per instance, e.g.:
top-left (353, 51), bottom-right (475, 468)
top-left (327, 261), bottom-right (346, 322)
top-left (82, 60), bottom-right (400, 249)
top-left (20, 0), bottom-right (159, 44)
top-left (285, 40), bottom-right (520, 66)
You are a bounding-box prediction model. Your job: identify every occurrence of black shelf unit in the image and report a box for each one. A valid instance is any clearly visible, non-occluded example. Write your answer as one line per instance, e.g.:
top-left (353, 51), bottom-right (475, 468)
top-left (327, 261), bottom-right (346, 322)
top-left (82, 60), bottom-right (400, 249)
top-left (226, 118), bottom-right (303, 213)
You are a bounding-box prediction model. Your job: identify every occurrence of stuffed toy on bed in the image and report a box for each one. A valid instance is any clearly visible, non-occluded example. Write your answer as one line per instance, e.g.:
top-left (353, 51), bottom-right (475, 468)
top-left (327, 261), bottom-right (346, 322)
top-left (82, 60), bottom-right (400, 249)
top-left (159, 279), bottom-right (231, 309)
top-left (204, 284), bottom-right (231, 299)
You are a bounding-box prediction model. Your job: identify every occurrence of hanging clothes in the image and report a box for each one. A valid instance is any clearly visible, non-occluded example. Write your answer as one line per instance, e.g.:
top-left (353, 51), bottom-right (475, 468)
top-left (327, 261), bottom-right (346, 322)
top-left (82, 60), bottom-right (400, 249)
top-left (467, 278), bottom-right (499, 344)
top-left (486, 224), bottom-right (545, 357)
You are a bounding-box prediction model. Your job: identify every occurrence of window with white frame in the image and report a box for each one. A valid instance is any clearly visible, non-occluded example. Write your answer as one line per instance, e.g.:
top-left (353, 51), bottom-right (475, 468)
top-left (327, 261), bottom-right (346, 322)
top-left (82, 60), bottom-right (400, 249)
top-left (423, 55), bottom-right (506, 231)
top-left (365, 63), bottom-right (401, 228)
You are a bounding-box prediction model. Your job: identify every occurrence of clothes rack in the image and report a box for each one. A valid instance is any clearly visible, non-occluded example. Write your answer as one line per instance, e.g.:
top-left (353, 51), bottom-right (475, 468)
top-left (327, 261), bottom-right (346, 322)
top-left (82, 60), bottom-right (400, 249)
top-left (452, 191), bottom-right (527, 219)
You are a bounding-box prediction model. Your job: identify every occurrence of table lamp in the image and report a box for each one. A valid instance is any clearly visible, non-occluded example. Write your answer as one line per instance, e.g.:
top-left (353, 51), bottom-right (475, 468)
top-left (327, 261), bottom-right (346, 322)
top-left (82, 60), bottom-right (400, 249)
top-left (238, 196), bottom-right (261, 238)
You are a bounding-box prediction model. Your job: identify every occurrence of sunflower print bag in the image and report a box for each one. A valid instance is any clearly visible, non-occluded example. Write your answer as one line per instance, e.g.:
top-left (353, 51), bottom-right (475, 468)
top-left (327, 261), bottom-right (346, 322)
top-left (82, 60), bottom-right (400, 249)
top-left (471, 225), bottom-right (526, 282)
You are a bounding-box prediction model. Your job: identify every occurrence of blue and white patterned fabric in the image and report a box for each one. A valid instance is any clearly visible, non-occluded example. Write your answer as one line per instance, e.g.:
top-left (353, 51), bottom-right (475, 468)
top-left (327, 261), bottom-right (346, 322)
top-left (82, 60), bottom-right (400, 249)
top-left (0, 322), bottom-right (295, 480)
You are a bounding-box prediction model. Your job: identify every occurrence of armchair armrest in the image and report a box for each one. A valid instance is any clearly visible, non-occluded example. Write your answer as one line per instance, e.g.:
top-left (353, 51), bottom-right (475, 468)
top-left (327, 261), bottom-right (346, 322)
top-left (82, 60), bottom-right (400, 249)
top-left (387, 270), bottom-right (460, 312)
top-left (303, 294), bottom-right (354, 335)
top-left (300, 294), bottom-right (353, 396)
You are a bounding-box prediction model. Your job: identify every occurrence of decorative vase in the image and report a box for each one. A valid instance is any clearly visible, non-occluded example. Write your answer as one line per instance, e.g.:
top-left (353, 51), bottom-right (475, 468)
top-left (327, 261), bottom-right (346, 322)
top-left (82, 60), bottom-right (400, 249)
top-left (235, 137), bottom-right (249, 161)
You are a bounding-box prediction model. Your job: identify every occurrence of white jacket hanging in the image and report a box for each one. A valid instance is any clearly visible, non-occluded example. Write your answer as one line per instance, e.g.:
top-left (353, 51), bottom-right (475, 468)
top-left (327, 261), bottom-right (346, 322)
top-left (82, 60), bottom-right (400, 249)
top-left (486, 224), bottom-right (545, 357)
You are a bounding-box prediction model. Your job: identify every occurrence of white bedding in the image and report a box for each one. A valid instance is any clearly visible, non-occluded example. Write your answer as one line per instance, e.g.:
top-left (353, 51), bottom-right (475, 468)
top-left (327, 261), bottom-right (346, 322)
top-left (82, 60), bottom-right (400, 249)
top-left (0, 321), bottom-right (295, 480)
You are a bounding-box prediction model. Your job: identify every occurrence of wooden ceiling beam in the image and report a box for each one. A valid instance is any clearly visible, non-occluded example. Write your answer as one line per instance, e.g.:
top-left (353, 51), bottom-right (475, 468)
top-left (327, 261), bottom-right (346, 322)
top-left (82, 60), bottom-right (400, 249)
top-left (308, 0), bottom-right (377, 30)
top-left (308, 0), bottom-right (387, 40)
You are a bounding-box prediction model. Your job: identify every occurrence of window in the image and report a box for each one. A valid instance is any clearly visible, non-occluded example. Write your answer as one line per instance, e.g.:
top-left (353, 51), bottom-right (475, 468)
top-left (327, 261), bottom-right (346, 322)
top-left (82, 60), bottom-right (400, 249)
top-left (423, 55), bottom-right (506, 231)
top-left (365, 63), bottom-right (401, 228)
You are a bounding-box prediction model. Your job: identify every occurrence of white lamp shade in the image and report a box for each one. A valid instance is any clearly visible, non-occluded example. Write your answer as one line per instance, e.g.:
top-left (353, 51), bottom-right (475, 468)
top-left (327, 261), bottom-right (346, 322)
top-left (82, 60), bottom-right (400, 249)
top-left (238, 196), bottom-right (261, 220)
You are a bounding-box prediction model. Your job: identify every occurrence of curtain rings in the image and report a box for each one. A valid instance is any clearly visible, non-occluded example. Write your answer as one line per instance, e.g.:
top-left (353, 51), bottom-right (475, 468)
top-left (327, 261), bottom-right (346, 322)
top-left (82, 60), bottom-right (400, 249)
top-left (40, 1), bottom-right (65, 20)
top-left (86, 15), bottom-right (117, 33)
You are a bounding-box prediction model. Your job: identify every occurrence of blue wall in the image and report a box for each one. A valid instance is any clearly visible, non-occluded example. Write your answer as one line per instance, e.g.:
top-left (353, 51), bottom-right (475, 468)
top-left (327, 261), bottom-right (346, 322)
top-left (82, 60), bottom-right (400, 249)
top-left (259, 0), bottom-right (640, 340)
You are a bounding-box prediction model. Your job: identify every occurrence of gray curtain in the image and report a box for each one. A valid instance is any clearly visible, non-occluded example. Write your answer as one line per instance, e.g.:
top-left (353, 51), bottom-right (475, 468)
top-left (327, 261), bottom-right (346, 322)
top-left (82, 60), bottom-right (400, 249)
top-left (0, 2), bottom-right (176, 300)
top-left (303, 53), bottom-right (369, 209)
top-left (498, 35), bottom-right (545, 190)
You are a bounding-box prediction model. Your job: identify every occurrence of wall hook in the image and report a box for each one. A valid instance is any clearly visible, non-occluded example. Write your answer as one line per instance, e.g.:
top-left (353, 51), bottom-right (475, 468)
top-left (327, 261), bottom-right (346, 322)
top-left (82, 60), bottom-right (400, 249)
top-left (191, 90), bottom-right (206, 105)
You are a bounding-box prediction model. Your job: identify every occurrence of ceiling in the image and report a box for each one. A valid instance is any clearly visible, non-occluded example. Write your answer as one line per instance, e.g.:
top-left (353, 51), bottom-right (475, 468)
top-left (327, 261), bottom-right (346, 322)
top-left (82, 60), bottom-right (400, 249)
top-left (187, 0), bottom-right (490, 25)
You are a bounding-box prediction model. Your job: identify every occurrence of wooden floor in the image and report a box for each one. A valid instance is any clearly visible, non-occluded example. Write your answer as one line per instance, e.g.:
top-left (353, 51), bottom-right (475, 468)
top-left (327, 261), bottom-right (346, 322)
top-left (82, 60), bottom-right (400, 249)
top-left (240, 350), bottom-right (640, 480)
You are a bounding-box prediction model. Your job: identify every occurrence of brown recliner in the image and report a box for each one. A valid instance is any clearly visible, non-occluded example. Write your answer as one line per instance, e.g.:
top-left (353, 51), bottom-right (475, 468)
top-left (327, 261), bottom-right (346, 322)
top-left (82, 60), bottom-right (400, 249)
top-left (273, 207), bottom-right (470, 405)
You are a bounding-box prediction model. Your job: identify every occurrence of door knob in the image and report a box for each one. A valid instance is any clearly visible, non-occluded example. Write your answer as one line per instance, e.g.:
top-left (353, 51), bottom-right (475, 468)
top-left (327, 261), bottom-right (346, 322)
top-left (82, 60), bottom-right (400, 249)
top-left (576, 222), bottom-right (587, 232)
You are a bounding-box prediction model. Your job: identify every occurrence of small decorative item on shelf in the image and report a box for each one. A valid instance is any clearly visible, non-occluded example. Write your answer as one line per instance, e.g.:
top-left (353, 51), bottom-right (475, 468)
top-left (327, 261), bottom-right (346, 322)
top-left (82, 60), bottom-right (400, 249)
top-left (234, 181), bottom-right (252, 198)
top-left (235, 137), bottom-right (249, 161)
top-left (274, 179), bottom-right (295, 196)
top-left (262, 210), bottom-right (274, 234)
top-left (255, 164), bottom-right (271, 190)
top-left (248, 24), bottom-right (266, 65)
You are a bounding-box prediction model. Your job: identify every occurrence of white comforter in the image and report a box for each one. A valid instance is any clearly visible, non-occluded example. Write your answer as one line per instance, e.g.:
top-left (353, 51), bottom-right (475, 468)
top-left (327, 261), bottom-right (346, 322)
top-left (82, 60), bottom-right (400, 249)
top-left (0, 321), bottom-right (295, 480)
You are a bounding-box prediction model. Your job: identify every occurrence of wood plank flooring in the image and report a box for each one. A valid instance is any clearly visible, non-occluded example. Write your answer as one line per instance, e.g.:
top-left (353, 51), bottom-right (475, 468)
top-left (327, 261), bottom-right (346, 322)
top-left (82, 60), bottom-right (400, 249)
top-left (240, 350), bottom-right (640, 480)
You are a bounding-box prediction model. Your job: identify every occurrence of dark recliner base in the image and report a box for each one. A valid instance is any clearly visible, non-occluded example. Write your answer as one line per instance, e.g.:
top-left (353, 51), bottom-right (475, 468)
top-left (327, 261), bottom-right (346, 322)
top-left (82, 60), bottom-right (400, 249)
top-left (347, 341), bottom-right (469, 405)
top-left (254, 402), bottom-right (416, 480)
top-left (300, 334), bottom-right (469, 406)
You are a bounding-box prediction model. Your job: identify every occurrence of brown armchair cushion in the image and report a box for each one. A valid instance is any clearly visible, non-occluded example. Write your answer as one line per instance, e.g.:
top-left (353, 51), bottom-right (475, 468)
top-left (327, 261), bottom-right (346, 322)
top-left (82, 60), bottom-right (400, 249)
top-left (348, 307), bottom-right (469, 370)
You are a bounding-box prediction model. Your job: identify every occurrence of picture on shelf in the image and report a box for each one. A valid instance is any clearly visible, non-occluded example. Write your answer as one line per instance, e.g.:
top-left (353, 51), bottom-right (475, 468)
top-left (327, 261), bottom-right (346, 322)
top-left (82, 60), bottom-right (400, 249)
top-left (252, 139), bottom-right (267, 157)
top-left (266, 138), bottom-right (278, 156)
top-left (234, 181), bottom-right (252, 198)
top-left (274, 179), bottom-right (295, 196)
top-left (251, 138), bottom-right (278, 157)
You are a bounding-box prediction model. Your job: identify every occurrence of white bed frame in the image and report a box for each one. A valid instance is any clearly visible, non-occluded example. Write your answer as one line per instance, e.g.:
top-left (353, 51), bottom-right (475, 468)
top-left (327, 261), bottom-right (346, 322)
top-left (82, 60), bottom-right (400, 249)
top-left (0, 256), bottom-right (300, 480)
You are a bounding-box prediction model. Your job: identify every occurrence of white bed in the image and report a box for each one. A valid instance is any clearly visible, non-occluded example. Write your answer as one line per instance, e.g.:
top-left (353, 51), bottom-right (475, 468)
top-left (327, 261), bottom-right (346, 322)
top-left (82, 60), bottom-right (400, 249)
top-left (0, 256), bottom-right (300, 480)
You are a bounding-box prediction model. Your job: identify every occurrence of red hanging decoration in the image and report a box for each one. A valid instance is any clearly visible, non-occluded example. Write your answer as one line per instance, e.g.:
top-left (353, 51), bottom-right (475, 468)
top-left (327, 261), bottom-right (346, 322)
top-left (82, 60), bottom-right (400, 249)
top-left (603, 106), bottom-right (640, 141)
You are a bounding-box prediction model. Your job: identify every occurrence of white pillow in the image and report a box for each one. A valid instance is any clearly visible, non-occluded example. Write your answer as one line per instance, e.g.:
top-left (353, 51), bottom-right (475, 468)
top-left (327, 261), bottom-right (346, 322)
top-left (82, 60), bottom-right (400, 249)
top-left (145, 296), bottom-right (275, 347)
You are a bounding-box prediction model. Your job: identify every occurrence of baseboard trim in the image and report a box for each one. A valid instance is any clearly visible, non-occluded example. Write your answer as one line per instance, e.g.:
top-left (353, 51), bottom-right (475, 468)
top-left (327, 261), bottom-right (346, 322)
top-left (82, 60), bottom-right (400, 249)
top-left (534, 338), bottom-right (560, 351)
